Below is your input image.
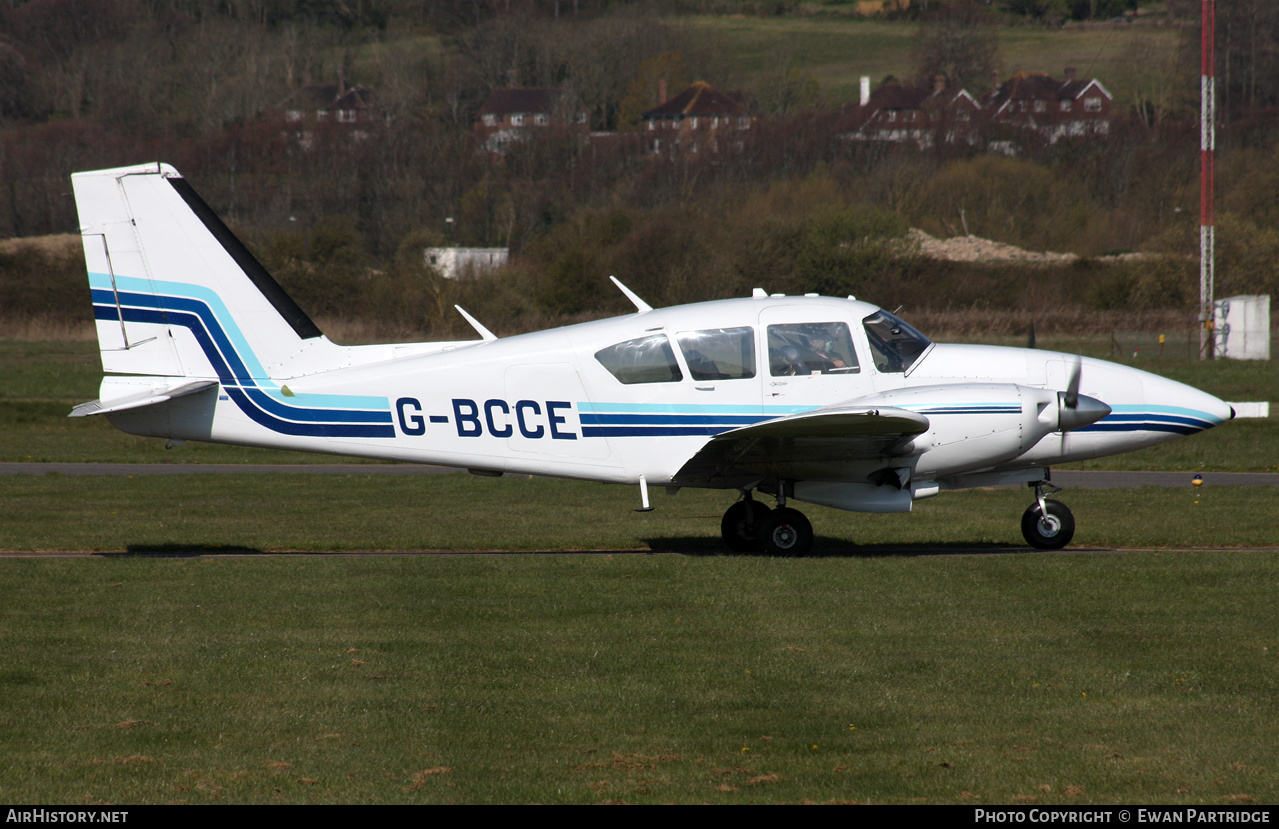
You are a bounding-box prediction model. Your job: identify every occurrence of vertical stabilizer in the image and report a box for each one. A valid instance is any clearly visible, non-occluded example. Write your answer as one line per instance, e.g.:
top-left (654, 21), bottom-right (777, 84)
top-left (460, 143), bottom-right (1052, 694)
top-left (73, 162), bottom-right (321, 382)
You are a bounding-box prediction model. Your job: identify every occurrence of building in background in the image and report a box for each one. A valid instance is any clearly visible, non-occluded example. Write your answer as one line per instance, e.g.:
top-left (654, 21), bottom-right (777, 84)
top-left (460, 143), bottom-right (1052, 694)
top-left (474, 88), bottom-right (587, 155)
top-left (425, 247), bottom-right (509, 280)
top-left (641, 81), bottom-right (755, 157)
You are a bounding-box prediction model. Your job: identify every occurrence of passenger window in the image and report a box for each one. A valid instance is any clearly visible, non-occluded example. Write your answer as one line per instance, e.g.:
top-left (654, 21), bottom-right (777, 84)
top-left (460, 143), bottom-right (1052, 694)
top-left (767, 323), bottom-right (860, 377)
top-left (595, 334), bottom-right (683, 384)
top-left (675, 327), bottom-right (756, 381)
top-left (862, 311), bottom-right (931, 373)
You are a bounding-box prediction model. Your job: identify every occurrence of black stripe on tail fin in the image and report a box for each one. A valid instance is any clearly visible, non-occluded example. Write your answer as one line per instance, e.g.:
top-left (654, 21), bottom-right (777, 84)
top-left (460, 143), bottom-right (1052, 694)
top-left (166, 177), bottom-right (322, 340)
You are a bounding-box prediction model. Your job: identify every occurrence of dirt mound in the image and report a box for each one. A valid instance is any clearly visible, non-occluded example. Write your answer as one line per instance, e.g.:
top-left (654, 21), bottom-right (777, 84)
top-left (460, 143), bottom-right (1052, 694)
top-left (908, 228), bottom-right (1078, 265)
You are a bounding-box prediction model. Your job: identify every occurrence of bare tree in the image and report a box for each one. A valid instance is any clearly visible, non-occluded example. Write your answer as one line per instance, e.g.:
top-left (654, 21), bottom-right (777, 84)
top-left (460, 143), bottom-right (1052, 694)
top-left (1168, 0), bottom-right (1279, 124)
top-left (913, 2), bottom-right (1000, 95)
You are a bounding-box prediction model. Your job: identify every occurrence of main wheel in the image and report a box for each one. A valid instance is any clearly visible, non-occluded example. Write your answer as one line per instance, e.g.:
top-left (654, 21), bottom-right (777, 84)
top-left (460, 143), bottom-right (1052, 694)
top-left (759, 507), bottom-right (814, 557)
top-left (1021, 499), bottom-right (1075, 550)
top-left (721, 500), bottom-right (771, 552)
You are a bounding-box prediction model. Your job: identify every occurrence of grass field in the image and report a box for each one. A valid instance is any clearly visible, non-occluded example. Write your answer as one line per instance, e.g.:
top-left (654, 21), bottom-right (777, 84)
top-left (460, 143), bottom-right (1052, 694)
top-left (3, 331), bottom-right (1277, 804)
top-left (678, 15), bottom-right (1182, 107)
top-left (1, 550), bottom-right (1276, 804)
top-left (3, 472), bottom-right (1279, 553)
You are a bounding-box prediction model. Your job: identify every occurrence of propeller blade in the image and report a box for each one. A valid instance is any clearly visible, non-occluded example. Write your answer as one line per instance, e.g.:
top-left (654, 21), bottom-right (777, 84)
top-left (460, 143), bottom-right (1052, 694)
top-left (1027, 320), bottom-right (1036, 349)
top-left (1064, 356), bottom-right (1081, 409)
top-left (1056, 356), bottom-right (1110, 431)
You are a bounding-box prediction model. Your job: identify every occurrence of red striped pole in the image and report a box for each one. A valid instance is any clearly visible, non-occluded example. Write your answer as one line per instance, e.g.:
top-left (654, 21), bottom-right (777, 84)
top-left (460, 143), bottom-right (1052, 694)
top-left (1200, 0), bottom-right (1215, 360)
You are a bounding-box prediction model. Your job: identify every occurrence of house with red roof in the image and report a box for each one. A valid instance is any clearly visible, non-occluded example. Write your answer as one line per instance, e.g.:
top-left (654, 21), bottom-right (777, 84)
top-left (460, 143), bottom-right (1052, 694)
top-left (984, 69), bottom-right (1113, 143)
top-left (843, 76), bottom-right (982, 150)
top-left (281, 72), bottom-right (378, 126)
top-left (474, 88), bottom-right (587, 154)
top-left (640, 81), bottom-right (756, 156)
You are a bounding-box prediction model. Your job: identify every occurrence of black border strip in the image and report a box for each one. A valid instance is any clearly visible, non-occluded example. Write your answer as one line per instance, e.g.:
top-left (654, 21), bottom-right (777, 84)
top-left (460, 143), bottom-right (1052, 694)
top-left (167, 177), bottom-right (323, 340)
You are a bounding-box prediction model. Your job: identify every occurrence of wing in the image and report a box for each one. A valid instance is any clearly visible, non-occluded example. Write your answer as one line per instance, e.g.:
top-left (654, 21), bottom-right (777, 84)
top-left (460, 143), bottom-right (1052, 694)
top-left (672, 406), bottom-right (930, 487)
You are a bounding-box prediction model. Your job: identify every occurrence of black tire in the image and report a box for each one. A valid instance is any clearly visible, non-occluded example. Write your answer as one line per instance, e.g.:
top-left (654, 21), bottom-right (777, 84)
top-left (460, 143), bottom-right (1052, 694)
top-left (1021, 499), bottom-right (1075, 550)
top-left (721, 500), bottom-right (771, 552)
top-left (759, 507), bottom-right (814, 557)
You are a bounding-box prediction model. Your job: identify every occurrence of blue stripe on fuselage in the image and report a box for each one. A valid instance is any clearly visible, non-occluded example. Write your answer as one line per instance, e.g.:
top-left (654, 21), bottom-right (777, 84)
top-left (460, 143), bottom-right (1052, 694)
top-left (93, 294), bottom-right (393, 438)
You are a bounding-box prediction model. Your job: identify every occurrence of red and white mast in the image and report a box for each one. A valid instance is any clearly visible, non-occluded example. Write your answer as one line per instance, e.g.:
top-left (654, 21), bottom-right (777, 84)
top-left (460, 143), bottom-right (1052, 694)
top-left (1200, 0), bottom-right (1215, 359)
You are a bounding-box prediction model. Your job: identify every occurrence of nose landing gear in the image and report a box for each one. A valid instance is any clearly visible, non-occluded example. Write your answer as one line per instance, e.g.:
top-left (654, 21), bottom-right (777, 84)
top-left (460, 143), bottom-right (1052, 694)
top-left (1021, 481), bottom-right (1075, 550)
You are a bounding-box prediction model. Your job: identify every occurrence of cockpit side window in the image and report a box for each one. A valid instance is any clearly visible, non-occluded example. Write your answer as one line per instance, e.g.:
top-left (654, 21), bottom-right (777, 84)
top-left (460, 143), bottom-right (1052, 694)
top-left (675, 327), bottom-right (756, 381)
top-left (862, 310), bottom-right (931, 373)
top-left (767, 322), bottom-right (860, 377)
top-left (594, 334), bottom-right (683, 384)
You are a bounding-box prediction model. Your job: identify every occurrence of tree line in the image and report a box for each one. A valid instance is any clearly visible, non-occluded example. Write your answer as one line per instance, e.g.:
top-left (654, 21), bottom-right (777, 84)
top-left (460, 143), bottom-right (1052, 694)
top-left (3, 0), bottom-right (1279, 339)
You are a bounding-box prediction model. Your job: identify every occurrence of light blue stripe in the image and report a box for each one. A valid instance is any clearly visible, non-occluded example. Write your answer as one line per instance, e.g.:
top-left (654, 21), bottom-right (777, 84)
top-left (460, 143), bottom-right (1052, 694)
top-left (91, 272), bottom-right (273, 385)
top-left (257, 388), bottom-right (389, 410)
top-left (91, 273), bottom-right (388, 411)
top-left (1110, 403), bottom-right (1225, 423)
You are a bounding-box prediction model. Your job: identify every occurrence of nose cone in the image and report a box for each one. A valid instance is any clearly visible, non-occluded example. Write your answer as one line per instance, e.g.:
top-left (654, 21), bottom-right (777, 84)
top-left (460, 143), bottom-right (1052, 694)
top-left (1058, 392), bottom-right (1111, 431)
top-left (1126, 372), bottom-right (1234, 436)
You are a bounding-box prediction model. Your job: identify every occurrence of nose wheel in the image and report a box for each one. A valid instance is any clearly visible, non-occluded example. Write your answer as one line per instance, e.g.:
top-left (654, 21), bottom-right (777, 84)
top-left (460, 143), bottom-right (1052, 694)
top-left (1021, 483), bottom-right (1074, 550)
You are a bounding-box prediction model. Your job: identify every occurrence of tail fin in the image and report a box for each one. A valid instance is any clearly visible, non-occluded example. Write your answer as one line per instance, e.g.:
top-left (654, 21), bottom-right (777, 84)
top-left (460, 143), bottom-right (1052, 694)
top-left (73, 162), bottom-right (321, 381)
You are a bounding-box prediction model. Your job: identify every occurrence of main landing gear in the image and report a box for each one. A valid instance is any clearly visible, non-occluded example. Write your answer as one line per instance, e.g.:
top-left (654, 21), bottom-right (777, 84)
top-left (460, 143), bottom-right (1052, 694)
top-left (1021, 480), bottom-right (1075, 550)
top-left (720, 490), bottom-right (814, 557)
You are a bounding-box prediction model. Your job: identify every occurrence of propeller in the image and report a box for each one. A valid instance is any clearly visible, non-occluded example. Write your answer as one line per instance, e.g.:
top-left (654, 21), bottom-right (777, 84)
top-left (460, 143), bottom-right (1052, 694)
top-left (1056, 356), bottom-right (1110, 432)
top-left (1064, 355), bottom-right (1080, 409)
top-left (1027, 320), bottom-right (1036, 350)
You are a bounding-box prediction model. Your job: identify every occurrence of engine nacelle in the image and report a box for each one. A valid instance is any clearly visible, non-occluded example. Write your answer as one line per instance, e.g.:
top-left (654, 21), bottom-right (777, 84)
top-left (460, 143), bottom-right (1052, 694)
top-left (862, 383), bottom-right (1109, 479)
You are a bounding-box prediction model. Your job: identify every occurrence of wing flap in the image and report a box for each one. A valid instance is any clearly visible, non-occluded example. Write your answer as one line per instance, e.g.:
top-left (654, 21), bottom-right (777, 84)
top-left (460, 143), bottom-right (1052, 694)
top-left (672, 406), bottom-right (930, 486)
top-left (69, 379), bottom-right (219, 418)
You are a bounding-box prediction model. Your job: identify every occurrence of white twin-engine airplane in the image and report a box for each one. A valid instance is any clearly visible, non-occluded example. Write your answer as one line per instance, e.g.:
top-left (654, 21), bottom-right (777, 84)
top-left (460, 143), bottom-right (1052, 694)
top-left (71, 163), bottom-right (1233, 555)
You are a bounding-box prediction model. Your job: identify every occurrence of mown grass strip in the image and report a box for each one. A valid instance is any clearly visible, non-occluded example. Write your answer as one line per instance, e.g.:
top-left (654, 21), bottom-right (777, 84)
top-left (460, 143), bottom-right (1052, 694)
top-left (2, 472), bottom-right (1277, 552)
top-left (1, 551), bottom-right (1275, 803)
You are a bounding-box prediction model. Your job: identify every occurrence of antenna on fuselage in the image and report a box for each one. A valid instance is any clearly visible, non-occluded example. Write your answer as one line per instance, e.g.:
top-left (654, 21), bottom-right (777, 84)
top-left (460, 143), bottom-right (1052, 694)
top-left (454, 305), bottom-right (497, 342)
top-left (609, 276), bottom-right (652, 313)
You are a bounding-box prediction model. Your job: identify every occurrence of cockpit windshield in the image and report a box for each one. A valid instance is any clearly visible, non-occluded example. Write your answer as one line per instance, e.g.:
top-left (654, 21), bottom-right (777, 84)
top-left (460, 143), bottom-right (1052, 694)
top-left (862, 310), bottom-right (931, 373)
top-left (767, 322), bottom-right (860, 377)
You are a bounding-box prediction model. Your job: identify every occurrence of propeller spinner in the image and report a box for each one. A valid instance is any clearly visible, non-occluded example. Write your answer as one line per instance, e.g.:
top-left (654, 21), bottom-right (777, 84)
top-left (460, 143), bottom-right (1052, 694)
top-left (1057, 357), bottom-right (1111, 431)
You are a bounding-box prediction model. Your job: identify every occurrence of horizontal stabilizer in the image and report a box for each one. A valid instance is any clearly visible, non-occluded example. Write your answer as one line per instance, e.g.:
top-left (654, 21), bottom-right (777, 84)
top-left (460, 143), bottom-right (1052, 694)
top-left (69, 380), bottom-right (218, 418)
